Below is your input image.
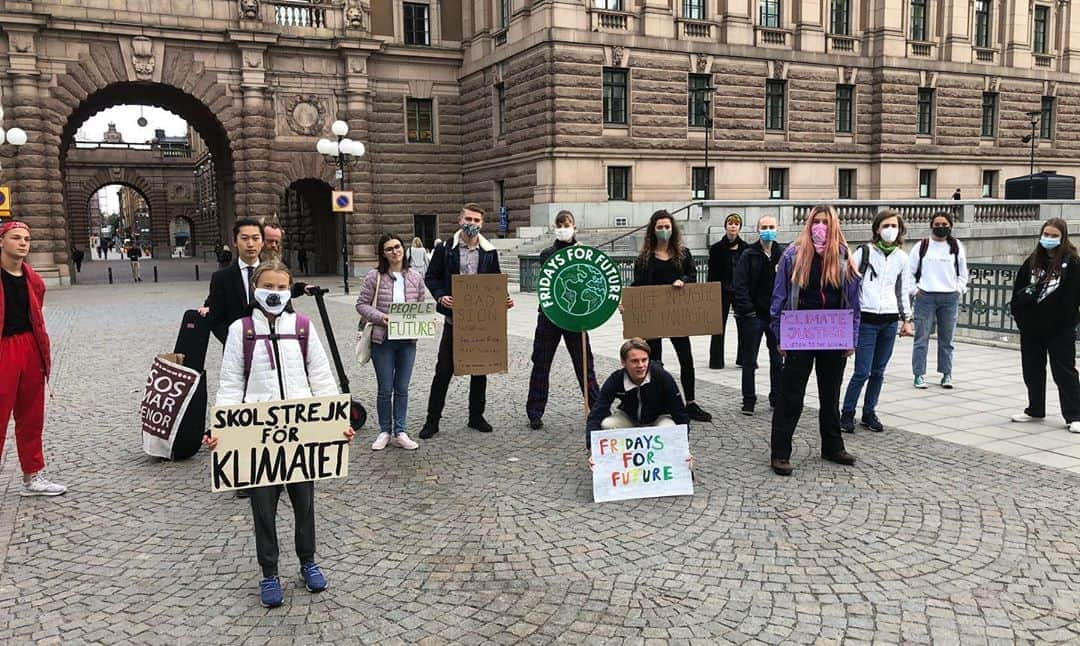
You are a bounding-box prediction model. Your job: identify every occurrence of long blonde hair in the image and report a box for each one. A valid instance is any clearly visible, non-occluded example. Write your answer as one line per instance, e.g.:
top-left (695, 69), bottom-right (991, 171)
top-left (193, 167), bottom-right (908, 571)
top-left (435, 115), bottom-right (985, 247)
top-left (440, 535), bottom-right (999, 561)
top-left (791, 204), bottom-right (855, 289)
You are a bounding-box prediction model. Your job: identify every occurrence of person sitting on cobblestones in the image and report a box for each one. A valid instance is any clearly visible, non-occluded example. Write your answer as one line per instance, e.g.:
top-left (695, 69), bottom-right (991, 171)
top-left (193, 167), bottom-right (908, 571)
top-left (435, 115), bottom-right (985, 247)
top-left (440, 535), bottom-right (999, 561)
top-left (203, 260), bottom-right (355, 608)
top-left (0, 220), bottom-right (67, 497)
top-left (585, 338), bottom-right (689, 449)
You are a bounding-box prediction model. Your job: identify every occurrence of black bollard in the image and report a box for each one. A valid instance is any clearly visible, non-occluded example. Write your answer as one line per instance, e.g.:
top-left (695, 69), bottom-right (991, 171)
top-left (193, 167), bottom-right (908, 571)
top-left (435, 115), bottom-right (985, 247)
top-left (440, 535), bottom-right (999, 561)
top-left (108, 267), bottom-right (113, 284)
top-left (195, 264), bottom-right (200, 281)
top-left (154, 266), bottom-right (159, 283)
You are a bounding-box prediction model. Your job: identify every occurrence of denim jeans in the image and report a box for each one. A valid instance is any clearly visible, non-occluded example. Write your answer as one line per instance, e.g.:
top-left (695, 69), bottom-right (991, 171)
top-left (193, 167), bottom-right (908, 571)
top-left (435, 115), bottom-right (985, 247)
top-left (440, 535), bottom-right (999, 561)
top-left (912, 291), bottom-right (959, 377)
top-left (739, 314), bottom-right (782, 405)
top-left (370, 339), bottom-right (417, 436)
top-left (842, 320), bottom-right (898, 415)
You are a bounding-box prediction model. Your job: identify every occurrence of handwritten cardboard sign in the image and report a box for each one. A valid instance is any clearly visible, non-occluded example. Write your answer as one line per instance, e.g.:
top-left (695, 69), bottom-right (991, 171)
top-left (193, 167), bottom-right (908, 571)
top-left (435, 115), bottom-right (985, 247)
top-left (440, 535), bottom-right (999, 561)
top-left (209, 394), bottom-right (351, 492)
top-left (779, 309), bottom-right (855, 351)
top-left (452, 273), bottom-right (508, 375)
top-left (591, 424), bottom-right (694, 503)
top-left (140, 353), bottom-right (201, 458)
top-left (388, 302), bottom-right (439, 340)
top-left (621, 283), bottom-right (723, 339)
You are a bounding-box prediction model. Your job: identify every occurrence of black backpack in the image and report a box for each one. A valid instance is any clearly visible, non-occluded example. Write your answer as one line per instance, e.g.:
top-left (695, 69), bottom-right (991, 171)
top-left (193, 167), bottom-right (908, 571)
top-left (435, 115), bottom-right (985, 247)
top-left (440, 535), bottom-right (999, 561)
top-left (914, 237), bottom-right (960, 283)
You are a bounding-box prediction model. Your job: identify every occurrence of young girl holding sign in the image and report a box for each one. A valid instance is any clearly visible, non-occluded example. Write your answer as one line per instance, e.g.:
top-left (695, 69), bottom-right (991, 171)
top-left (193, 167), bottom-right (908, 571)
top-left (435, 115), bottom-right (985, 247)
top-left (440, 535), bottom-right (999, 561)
top-left (204, 260), bottom-right (354, 608)
top-left (768, 205), bottom-right (861, 476)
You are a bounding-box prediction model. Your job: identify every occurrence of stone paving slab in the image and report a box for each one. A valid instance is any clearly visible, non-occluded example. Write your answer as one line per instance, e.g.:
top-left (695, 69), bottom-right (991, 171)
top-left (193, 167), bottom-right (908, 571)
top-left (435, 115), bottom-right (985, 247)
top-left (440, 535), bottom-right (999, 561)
top-left (0, 281), bottom-right (1078, 644)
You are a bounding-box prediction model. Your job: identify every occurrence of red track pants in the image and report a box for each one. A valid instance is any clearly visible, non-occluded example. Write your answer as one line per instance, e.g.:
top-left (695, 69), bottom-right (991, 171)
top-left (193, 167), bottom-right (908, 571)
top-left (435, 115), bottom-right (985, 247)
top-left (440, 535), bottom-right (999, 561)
top-left (0, 333), bottom-right (46, 475)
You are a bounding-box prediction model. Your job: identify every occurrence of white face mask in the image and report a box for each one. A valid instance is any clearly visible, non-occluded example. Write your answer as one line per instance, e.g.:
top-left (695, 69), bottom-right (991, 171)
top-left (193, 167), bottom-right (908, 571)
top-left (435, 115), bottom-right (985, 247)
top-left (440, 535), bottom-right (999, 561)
top-left (554, 228), bottom-right (575, 242)
top-left (253, 288), bottom-right (291, 315)
top-left (880, 227), bottom-right (899, 244)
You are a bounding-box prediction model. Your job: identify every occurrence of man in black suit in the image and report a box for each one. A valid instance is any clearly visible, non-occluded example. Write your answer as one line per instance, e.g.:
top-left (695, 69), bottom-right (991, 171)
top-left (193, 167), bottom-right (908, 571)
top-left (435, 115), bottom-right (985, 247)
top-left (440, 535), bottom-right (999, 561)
top-left (202, 218), bottom-right (264, 345)
top-left (419, 203), bottom-right (514, 439)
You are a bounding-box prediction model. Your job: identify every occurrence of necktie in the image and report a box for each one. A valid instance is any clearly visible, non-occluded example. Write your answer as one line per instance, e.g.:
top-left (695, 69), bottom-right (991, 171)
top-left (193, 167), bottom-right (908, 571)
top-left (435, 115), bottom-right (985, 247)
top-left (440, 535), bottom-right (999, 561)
top-left (245, 265), bottom-right (254, 305)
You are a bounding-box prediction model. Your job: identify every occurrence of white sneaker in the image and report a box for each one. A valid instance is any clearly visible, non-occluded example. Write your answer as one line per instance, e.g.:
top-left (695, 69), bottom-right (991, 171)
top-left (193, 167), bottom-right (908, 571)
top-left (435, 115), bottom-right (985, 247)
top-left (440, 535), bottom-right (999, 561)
top-left (392, 433), bottom-right (419, 450)
top-left (371, 432), bottom-right (391, 451)
top-left (1011, 413), bottom-right (1042, 423)
top-left (21, 474), bottom-right (67, 497)
top-left (1069, 422), bottom-right (1080, 434)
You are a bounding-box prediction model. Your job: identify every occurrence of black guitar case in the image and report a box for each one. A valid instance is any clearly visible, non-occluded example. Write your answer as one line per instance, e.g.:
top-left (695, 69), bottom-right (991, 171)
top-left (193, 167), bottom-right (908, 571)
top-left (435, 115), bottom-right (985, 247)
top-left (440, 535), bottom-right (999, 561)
top-left (170, 309), bottom-right (211, 460)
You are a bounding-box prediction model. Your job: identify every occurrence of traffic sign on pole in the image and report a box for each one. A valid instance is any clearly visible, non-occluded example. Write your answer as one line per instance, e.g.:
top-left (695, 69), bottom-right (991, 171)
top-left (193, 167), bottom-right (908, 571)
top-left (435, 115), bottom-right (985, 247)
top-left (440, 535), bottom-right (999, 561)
top-left (331, 191), bottom-right (354, 213)
top-left (0, 186), bottom-right (10, 217)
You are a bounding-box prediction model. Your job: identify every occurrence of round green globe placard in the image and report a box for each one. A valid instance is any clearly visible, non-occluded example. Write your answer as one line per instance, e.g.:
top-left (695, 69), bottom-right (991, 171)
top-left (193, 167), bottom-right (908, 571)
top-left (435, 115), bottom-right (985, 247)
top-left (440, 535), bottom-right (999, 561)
top-left (538, 245), bottom-right (623, 332)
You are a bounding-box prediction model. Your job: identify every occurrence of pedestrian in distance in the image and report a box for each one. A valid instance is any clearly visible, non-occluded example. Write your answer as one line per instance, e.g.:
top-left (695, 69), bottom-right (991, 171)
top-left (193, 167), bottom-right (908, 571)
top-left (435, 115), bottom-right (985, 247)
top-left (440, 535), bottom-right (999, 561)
top-left (1009, 218), bottom-right (1080, 433)
top-left (708, 213), bottom-right (748, 369)
top-left (626, 209), bottom-right (712, 423)
top-left (408, 237), bottom-right (429, 276)
top-left (127, 243), bottom-right (142, 282)
top-left (204, 259), bottom-right (355, 609)
top-left (297, 247), bottom-right (309, 275)
top-left (840, 209), bottom-right (915, 433)
top-left (732, 214), bottom-right (784, 416)
top-left (769, 204), bottom-right (861, 476)
top-left (419, 203), bottom-right (514, 439)
top-left (355, 233), bottom-right (425, 451)
top-left (910, 211), bottom-right (968, 389)
top-left (217, 243), bottom-right (233, 269)
top-left (71, 246), bottom-right (84, 273)
top-left (0, 220), bottom-right (67, 496)
top-left (525, 210), bottom-right (600, 430)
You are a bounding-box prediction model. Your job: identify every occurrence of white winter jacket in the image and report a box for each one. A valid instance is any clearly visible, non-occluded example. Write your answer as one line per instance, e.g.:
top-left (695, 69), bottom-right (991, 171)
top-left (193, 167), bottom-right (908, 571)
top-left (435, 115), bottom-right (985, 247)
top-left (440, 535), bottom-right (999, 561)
top-left (852, 244), bottom-right (915, 320)
top-left (215, 309), bottom-right (340, 407)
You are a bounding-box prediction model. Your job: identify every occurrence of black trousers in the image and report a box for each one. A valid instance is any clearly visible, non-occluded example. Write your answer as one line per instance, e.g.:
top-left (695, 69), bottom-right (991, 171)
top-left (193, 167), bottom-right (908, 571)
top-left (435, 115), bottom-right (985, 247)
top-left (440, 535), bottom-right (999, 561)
top-left (250, 482), bottom-right (315, 578)
top-left (709, 291), bottom-right (744, 368)
top-left (426, 323), bottom-right (487, 421)
top-left (770, 350), bottom-right (847, 460)
top-left (1020, 327), bottom-right (1080, 423)
top-left (646, 336), bottom-right (696, 402)
top-left (526, 313), bottom-right (599, 422)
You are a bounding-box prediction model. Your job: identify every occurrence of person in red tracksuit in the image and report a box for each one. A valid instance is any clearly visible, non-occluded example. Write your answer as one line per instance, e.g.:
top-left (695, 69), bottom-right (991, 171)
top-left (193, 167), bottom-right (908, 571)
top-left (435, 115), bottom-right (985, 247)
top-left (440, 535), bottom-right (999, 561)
top-left (0, 220), bottom-right (66, 496)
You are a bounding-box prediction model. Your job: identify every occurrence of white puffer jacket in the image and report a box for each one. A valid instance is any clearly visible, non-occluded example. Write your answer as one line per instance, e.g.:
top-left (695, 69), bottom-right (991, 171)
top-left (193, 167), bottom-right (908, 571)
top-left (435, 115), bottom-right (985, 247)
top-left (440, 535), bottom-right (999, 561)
top-left (852, 244), bottom-right (915, 319)
top-left (215, 309), bottom-right (339, 407)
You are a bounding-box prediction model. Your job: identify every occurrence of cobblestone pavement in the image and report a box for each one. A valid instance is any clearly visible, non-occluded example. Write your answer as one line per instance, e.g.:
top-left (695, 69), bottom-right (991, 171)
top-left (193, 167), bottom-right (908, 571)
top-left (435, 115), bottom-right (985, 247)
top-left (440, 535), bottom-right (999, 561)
top-left (1, 281), bottom-right (1079, 644)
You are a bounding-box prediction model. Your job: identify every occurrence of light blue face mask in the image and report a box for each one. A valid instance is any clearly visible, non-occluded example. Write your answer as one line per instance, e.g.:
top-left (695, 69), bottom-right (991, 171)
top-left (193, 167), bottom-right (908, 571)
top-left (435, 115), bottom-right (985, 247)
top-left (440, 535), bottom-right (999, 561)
top-left (1040, 236), bottom-right (1062, 250)
top-left (759, 229), bottom-right (777, 243)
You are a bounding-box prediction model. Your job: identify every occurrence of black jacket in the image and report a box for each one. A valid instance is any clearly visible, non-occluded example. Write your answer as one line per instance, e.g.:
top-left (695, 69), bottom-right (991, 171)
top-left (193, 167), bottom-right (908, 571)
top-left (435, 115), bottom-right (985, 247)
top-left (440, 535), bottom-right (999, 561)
top-left (425, 237), bottom-right (502, 318)
top-left (206, 263), bottom-right (250, 344)
top-left (631, 250), bottom-right (697, 286)
top-left (1010, 256), bottom-right (1080, 337)
top-left (585, 362), bottom-right (689, 447)
top-left (733, 241), bottom-right (785, 318)
top-left (708, 236), bottom-right (749, 288)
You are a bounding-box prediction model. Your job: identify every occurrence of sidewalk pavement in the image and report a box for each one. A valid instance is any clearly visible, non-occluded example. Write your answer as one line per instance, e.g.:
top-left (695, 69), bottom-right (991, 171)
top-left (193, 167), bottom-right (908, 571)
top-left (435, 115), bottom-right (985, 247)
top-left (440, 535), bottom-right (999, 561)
top-left (504, 288), bottom-right (1080, 474)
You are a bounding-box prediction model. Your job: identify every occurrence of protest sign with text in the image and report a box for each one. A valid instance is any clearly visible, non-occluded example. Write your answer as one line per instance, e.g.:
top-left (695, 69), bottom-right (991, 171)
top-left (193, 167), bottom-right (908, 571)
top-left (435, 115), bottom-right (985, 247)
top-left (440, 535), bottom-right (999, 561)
top-left (779, 309), bottom-right (854, 351)
top-left (209, 394), bottom-right (351, 492)
top-left (452, 273), bottom-right (508, 375)
top-left (388, 302), bottom-right (439, 340)
top-left (141, 353), bottom-right (201, 459)
top-left (591, 425), bottom-right (694, 503)
top-left (621, 283), bottom-right (723, 340)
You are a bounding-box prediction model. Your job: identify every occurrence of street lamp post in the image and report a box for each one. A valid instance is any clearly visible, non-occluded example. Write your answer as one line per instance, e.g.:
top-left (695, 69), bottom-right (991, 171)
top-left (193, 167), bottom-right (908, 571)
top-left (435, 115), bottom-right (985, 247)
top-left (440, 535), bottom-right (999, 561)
top-left (1021, 110), bottom-right (1041, 199)
top-left (0, 126), bottom-right (28, 177)
top-left (317, 120), bottom-right (366, 295)
top-left (695, 86), bottom-right (716, 200)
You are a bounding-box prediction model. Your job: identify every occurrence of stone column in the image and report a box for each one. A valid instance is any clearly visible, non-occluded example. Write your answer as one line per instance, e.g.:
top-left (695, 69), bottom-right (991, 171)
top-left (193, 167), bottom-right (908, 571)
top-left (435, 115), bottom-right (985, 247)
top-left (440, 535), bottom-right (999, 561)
top-left (867, 0), bottom-right (908, 57)
top-left (1003, 0), bottom-right (1033, 67)
top-left (940, 0), bottom-right (973, 61)
top-left (234, 45), bottom-right (276, 221)
top-left (722, 0), bottom-right (754, 45)
top-left (343, 54), bottom-right (375, 265)
top-left (794, 0), bottom-right (825, 51)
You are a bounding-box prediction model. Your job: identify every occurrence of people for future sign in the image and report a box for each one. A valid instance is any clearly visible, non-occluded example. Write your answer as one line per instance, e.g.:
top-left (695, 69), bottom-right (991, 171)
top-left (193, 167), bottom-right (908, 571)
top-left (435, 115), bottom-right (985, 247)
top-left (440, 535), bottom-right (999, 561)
top-left (388, 302), bottom-right (439, 339)
top-left (452, 273), bottom-right (508, 375)
top-left (779, 309), bottom-right (855, 351)
top-left (621, 283), bottom-right (724, 339)
top-left (141, 353), bottom-right (201, 459)
top-left (538, 245), bottom-right (623, 332)
top-left (590, 425), bottom-right (694, 503)
top-left (209, 394), bottom-right (351, 492)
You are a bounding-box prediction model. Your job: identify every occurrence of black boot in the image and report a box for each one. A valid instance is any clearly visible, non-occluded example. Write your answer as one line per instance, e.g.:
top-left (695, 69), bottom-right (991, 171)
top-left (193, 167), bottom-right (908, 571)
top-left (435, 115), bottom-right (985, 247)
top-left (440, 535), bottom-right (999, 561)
top-left (840, 410), bottom-right (855, 433)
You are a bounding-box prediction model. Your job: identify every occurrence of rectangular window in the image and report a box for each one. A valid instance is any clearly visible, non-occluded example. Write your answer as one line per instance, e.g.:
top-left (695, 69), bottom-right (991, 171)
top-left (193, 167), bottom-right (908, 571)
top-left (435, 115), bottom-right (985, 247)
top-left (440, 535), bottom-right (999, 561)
top-left (607, 166), bottom-right (630, 201)
top-left (982, 170), bottom-right (999, 197)
top-left (831, 0), bottom-right (850, 35)
top-left (760, 0), bottom-right (780, 27)
top-left (765, 80), bottom-right (786, 131)
top-left (910, 0), bottom-right (927, 41)
top-left (688, 74), bottom-right (711, 127)
top-left (406, 98), bottom-right (434, 143)
top-left (692, 167), bottom-right (712, 200)
top-left (594, 0), bottom-right (624, 9)
top-left (499, 0), bottom-right (510, 28)
top-left (835, 85), bottom-right (854, 133)
top-left (1041, 96), bottom-right (1055, 139)
top-left (768, 168), bottom-right (787, 199)
top-left (981, 92), bottom-right (997, 137)
top-left (603, 68), bottom-right (628, 125)
top-left (917, 88), bottom-right (934, 135)
top-left (838, 168), bottom-right (856, 199)
top-left (683, 0), bottom-right (704, 19)
top-left (1034, 6), bottom-right (1049, 55)
top-left (919, 169), bottom-right (935, 198)
top-left (495, 83), bottom-right (507, 137)
top-left (403, 3), bottom-right (431, 46)
top-left (974, 0), bottom-right (991, 48)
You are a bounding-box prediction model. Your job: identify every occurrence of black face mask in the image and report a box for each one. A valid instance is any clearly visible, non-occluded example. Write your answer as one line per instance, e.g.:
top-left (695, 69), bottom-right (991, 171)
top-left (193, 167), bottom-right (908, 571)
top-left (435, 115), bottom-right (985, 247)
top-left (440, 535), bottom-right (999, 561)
top-left (932, 226), bottom-right (951, 238)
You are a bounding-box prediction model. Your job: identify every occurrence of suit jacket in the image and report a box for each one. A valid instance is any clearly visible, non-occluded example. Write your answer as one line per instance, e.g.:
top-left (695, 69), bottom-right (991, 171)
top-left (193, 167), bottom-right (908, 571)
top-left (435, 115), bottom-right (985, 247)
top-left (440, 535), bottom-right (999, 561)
top-left (206, 263), bottom-right (252, 344)
top-left (425, 232), bottom-right (502, 319)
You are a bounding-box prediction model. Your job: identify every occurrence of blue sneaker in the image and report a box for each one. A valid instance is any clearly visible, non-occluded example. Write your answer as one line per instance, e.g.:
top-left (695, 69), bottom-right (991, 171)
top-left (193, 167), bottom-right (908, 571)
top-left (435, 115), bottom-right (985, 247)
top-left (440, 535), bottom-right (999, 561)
top-left (259, 576), bottom-right (283, 608)
top-left (300, 562), bottom-right (327, 593)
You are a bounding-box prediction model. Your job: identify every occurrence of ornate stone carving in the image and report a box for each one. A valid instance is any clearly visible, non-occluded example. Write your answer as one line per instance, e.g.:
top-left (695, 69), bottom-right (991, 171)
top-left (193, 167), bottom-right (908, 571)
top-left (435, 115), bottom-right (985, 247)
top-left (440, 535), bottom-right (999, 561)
top-left (284, 95), bottom-right (326, 136)
top-left (240, 0), bottom-right (259, 19)
top-left (695, 53), bottom-right (708, 73)
top-left (9, 33), bottom-right (34, 54)
top-left (132, 37), bottom-right (155, 80)
top-left (346, 3), bottom-right (369, 29)
top-left (612, 46), bottom-right (625, 67)
top-left (348, 57), bottom-right (366, 74)
top-left (244, 51), bottom-right (263, 69)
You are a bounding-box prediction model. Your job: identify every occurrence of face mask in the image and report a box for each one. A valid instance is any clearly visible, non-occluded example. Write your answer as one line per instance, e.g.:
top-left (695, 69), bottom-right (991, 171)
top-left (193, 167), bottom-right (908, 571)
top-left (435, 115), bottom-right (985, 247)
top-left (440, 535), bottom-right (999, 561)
top-left (254, 288), bottom-right (291, 316)
top-left (811, 223), bottom-right (828, 252)
top-left (1040, 236), bottom-right (1061, 250)
top-left (880, 227), bottom-right (899, 244)
top-left (554, 228), bottom-right (575, 242)
top-left (759, 229), bottom-right (777, 243)
top-left (932, 226), bottom-right (951, 238)
top-left (656, 229), bottom-right (672, 242)
top-left (461, 222), bottom-right (481, 238)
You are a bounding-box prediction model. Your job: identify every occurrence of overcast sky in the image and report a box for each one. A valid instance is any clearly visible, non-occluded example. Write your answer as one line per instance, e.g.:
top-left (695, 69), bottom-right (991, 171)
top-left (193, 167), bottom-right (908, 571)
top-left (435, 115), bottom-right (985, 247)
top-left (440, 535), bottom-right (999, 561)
top-left (76, 105), bottom-right (188, 143)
